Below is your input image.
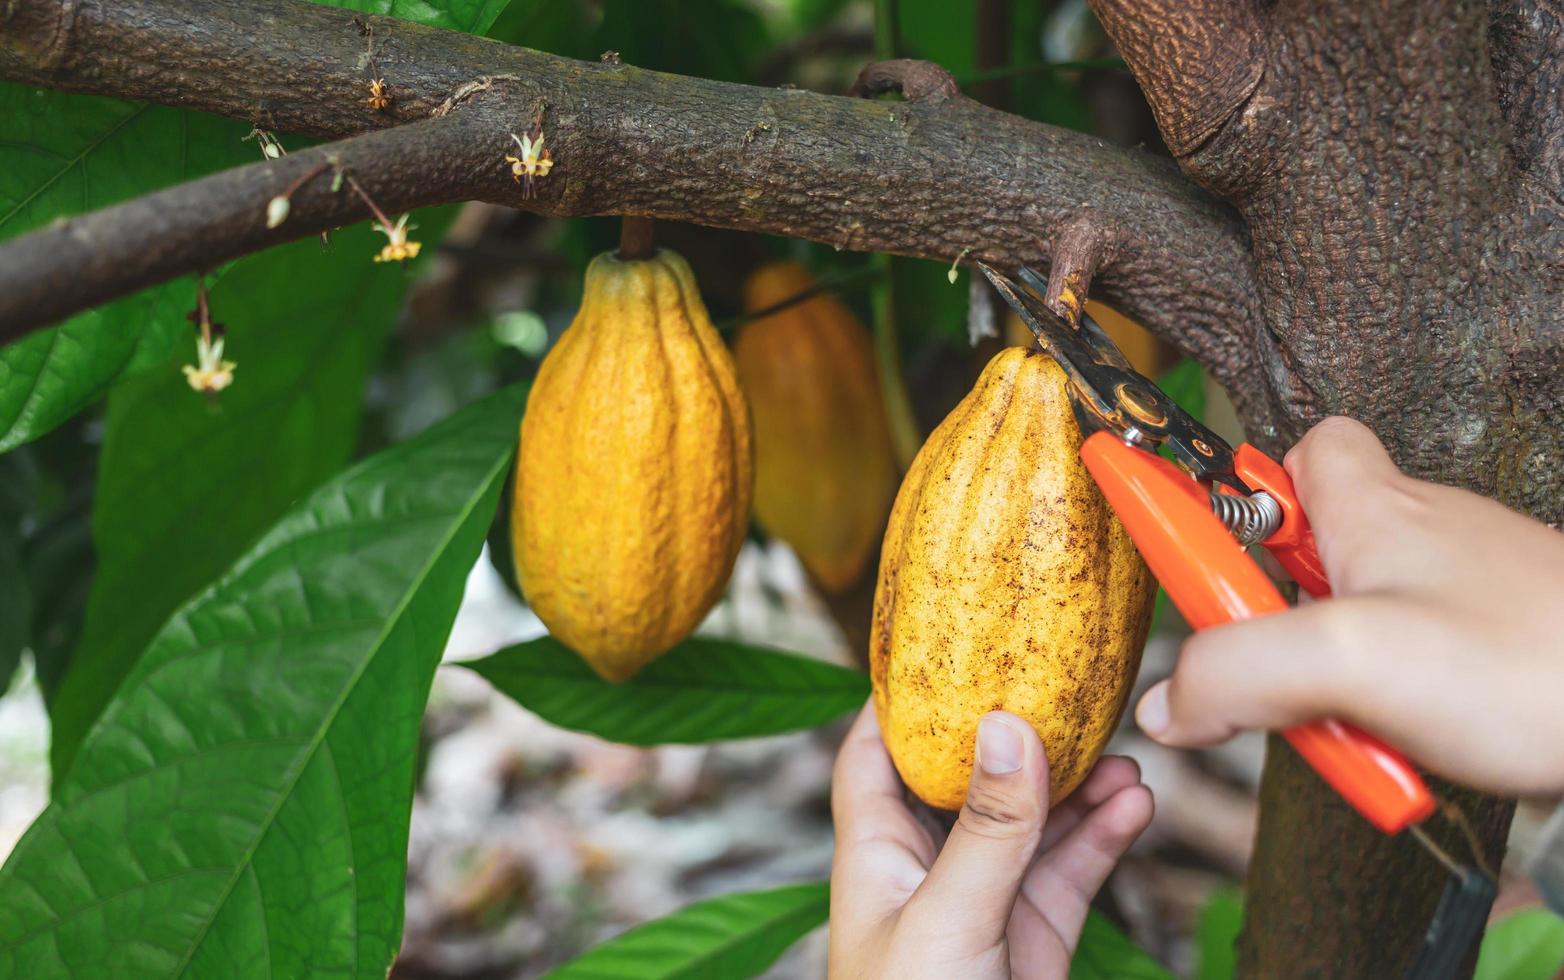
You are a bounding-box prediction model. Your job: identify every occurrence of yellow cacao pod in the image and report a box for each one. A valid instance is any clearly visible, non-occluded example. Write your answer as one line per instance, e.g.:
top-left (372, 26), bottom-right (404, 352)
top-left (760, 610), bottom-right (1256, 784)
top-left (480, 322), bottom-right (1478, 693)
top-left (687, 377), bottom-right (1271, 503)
top-left (734, 263), bottom-right (899, 593)
top-left (514, 249), bottom-right (753, 682)
top-left (1004, 301), bottom-right (1178, 379)
top-left (871, 346), bottom-right (1156, 809)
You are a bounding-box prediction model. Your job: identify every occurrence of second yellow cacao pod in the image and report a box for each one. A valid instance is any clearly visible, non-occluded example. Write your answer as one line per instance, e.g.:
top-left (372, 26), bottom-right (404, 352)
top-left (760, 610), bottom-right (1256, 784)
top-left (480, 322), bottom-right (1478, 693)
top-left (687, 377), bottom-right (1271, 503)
top-left (871, 346), bottom-right (1157, 809)
top-left (514, 249), bottom-right (753, 682)
top-left (734, 263), bottom-right (899, 593)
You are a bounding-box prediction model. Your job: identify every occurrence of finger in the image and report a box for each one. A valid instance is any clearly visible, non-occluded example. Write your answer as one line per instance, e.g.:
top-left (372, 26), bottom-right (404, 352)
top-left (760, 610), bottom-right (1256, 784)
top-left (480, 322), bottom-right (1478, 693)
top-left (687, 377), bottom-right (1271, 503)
top-left (1281, 417), bottom-right (1427, 588)
top-left (1284, 416), bottom-right (1400, 516)
top-left (1020, 784), bottom-right (1154, 951)
top-left (1135, 599), bottom-right (1374, 747)
top-left (1038, 755), bottom-right (1142, 851)
top-left (831, 702), bottom-right (937, 860)
top-left (900, 712), bottom-right (1050, 950)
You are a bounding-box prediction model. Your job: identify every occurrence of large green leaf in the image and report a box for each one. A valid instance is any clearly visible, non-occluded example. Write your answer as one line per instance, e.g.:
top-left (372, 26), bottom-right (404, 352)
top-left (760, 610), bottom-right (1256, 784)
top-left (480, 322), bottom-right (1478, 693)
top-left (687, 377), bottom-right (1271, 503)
top-left (0, 0), bottom-right (510, 455)
top-left (464, 636), bottom-right (869, 745)
top-left (46, 214), bottom-right (449, 778)
top-left (0, 91), bottom-right (257, 451)
top-left (545, 882), bottom-right (830, 979)
top-left (1069, 911), bottom-right (1172, 980)
top-left (1475, 908), bottom-right (1564, 980)
top-left (43, 0), bottom-right (504, 776)
top-left (0, 384), bottom-right (526, 978)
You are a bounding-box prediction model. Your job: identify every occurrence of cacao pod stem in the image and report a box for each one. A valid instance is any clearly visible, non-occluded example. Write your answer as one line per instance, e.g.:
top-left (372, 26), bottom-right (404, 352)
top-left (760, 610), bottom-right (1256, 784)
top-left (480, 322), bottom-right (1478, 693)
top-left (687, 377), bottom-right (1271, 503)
top-left (618, 216), bottom-right (657, 261)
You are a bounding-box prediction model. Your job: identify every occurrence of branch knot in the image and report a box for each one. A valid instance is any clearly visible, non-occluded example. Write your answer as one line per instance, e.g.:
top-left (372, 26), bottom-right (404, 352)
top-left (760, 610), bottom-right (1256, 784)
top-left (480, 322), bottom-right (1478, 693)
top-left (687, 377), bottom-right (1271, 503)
top-left (849, 59), bottom-right (960, 104)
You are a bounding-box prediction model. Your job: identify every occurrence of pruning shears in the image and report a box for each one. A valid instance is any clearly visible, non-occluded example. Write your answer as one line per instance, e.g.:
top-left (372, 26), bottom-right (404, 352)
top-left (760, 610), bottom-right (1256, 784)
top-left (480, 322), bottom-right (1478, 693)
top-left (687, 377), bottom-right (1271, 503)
top-left (980, 264), bottom-right (1495, 977)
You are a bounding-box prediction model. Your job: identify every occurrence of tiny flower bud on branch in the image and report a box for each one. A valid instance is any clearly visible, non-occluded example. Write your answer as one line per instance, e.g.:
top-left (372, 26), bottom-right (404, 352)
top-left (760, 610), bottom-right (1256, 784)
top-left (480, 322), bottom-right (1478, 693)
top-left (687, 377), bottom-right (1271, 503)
top-left (243, 128), bottom-right (286, 160)
top-left (367, 78), bottom-right (391, 111)
top-left (182, 279), bottom-right (236, 395)
top-left (341, 172), bottom-right (421, 263)
top-left (505, 128), bottom-right (553, 197)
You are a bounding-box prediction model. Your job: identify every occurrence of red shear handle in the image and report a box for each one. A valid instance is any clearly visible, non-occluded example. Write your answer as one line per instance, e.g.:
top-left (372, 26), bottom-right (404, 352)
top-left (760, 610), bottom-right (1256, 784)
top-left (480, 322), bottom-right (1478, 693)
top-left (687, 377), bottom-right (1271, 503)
top-left (1080, 432), bottom-right (1435, 834)
top-left (1233, 444), bottom-right (1331, 599)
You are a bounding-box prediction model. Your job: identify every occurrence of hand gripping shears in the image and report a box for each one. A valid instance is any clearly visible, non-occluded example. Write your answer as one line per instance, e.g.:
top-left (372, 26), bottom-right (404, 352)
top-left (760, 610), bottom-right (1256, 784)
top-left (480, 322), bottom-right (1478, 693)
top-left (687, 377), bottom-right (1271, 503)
top-left (980, 264), bottom-right (1495, 976)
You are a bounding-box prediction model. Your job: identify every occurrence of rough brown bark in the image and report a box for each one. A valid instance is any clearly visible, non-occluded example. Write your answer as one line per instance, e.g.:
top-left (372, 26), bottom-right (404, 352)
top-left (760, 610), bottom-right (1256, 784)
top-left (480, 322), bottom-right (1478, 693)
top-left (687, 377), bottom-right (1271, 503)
top-left (1094, 0), bottom-right (1563, 974)
top-left (0, 0), bottom-right (1263, 403)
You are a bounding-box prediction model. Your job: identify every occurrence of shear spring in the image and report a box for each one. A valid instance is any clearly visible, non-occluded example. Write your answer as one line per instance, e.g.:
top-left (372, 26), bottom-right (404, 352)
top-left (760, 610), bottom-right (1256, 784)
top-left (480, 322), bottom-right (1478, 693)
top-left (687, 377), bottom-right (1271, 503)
top-left (1210, 490), bottom-right (1282, 547)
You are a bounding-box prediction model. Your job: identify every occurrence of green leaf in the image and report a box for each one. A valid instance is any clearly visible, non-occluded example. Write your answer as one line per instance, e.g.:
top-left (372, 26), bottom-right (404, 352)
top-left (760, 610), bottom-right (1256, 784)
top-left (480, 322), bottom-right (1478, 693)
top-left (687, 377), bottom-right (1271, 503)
top-left (594, 0), bottom-right (771, 83)
top-left (0, 384), bottom-right (527, 978)
top-left (0, 0), bottom-right (507, 455)
top-left (0, 433), bottom-right (97, 700)
top-left (47, 212), bottom-right (452, 779)
top-left (41, 0), bottom-right (500, 771)
top-left (332, 0), bottom-right (513, 34)
top-left (486, 0), bottom-right (594, 55)
top-left (545, 882), bottom-right (830, 979)
top-left (1069, 910), bottom-right (1172, 980)
top-left (1475, 907), bottom-right (1564, 980)
top-left (1194, 887), bottom-right (1243, 980)
top-left (897, 2), bottom-right (974, 76)
top-left (0, 516), bottom-right (28, 693)
top-left (465, 636), bottom-right (869, 745)
top-left (0, 91), bottom-right (258, 451)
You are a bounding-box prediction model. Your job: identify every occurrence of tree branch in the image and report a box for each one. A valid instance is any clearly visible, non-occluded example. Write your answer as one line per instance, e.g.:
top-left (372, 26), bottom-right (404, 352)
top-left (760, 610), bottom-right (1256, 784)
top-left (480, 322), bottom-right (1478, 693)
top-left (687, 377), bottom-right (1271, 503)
top-left (0, 114), bottom-right (485, 335)
top-left (0, 0), bottom-right (1264, 395)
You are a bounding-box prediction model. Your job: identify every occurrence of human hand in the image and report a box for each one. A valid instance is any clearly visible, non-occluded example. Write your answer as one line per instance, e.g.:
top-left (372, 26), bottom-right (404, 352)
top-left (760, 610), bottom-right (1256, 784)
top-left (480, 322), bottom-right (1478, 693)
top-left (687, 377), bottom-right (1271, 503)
top-left (1136, 416), bottom-right (1564, 795)
top-left (827, 704), bottom-right (1152, 980)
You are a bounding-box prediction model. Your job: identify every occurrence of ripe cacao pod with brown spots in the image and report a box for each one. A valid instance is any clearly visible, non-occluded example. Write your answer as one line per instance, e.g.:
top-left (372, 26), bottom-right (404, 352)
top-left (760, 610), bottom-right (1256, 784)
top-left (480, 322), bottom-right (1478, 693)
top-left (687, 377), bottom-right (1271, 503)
top-left (871, 346), bottom-right (1156, 809)
top-left (734, 262), bottom-right (899, 593)
top-left (513, 249), bottom-right (753, 682)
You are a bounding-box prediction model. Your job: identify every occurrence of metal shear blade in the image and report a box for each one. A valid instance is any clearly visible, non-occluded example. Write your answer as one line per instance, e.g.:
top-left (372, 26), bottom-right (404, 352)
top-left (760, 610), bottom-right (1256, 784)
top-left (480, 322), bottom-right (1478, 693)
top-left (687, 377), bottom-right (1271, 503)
top-left (977, 262), bottom-right (1249, 495)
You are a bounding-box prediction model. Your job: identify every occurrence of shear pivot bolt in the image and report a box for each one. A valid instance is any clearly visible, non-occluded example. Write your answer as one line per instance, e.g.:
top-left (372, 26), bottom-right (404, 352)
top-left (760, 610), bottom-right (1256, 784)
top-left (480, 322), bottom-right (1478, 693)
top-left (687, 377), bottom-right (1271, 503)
top-left (1116, 383), bottom-right (1167, 428)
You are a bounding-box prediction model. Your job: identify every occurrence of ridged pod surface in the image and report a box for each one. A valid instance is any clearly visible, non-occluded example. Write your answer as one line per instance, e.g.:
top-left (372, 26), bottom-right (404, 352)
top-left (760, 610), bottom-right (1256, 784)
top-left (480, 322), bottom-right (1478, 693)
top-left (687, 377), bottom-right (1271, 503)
top-left (514, 249), bottom-right (753, 682)
top-left (871, 347), bottom-right (1156, 809)
top-left (734, 262), bottom-right (899, 593)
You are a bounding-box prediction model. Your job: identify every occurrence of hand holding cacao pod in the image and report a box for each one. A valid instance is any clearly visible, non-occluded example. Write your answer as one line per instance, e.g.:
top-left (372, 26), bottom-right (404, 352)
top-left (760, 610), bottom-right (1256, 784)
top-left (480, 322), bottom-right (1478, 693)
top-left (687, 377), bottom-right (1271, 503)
top-left (871, 346), bottom-right (1157, 809)
top-left (514, 248), bottom-right (753, 682)
top-left (734, 262), bottom-right (899, 594)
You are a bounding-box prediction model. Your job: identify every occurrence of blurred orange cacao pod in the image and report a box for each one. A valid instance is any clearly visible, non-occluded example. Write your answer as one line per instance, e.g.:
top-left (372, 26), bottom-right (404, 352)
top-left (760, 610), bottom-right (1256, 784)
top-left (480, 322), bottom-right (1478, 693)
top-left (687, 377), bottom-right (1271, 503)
top-left (734, 262), bottom-right (899, 594)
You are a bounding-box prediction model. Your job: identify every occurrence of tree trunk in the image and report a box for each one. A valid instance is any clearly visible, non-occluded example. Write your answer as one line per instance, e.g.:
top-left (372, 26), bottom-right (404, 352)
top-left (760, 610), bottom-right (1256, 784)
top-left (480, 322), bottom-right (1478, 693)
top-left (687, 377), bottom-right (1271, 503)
top-left (1093, 0), bottom-right (1562, 974)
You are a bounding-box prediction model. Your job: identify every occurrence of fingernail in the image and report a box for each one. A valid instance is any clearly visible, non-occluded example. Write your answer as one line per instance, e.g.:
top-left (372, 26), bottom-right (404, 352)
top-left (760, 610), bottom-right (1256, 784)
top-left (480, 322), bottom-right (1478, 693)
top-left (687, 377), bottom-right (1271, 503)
top-left (977, 714), bottom-right (1023, 774)
top-left (1137, 684), bottom-right (1170, 736)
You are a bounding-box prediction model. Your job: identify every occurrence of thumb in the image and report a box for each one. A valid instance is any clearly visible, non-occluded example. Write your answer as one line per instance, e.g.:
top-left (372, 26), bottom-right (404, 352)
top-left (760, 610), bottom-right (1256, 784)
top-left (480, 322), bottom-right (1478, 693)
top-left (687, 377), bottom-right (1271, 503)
top-left (902, 713), bottom-right (1050, 947)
